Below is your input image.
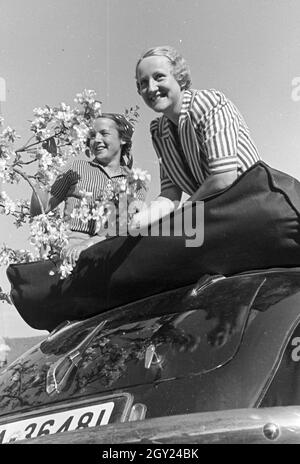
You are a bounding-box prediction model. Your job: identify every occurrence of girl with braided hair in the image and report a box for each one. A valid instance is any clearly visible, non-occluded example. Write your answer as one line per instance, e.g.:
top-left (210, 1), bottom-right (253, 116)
top-left (30, 113), bottom-right (145, 265)
top-left (95, 113), bottom-right (134, 170)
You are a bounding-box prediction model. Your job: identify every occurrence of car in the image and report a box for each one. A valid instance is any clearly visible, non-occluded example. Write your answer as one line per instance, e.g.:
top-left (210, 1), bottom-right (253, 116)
top-left (1, 266), bottom-right (300, 444)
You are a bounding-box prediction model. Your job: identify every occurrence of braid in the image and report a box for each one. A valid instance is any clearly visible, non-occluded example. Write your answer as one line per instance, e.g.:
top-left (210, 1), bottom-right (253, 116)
top-left (121, 141), bottom-right (133, 169)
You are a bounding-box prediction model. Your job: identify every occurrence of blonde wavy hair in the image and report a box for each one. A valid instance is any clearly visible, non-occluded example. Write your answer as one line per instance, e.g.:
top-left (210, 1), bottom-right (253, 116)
top-left (135, 45), bottom-right (192, 93)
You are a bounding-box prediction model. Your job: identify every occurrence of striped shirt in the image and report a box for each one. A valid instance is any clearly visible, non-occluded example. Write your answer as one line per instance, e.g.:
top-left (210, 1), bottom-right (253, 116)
top-left (150, 89), bottom-right (261, 197)
top-left (51, 159), bottom-right (145, 235)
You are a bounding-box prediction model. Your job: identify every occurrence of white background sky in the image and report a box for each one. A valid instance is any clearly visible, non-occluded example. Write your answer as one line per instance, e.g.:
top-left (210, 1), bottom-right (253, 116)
top-left (1, 0), bottom-right (300, 337)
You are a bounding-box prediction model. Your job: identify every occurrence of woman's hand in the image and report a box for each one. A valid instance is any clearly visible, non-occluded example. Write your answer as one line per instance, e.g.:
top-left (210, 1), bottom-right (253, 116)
top-left (129, 197), bottom-right (175, 232)
top-left (65, 242), bottom-right (92, 267)
top-left (64, 235), bottom-right (106, 266)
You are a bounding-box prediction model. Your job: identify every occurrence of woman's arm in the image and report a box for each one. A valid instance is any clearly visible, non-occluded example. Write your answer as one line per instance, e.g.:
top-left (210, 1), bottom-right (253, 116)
top-left (64, 235), bottom-right (107, 266)
top-left (30, 189), bottom-right (61, 216)
top-left (193, 90), bottom-right (240, 196)
top-left (129, 195), bottom-right (177, 231)
top-left (30, 163), bottom-right (74, 216)
top-left (189, 169), bottom-right (237, 201)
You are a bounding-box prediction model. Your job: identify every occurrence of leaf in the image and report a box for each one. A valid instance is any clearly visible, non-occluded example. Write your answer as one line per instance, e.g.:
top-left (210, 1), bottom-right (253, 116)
top-left (42, 137), bottom-right (57, 156)
top-left (0, 288), bottom-right (12, 304)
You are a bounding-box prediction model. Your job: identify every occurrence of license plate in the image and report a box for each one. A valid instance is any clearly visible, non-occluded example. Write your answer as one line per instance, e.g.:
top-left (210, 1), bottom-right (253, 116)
top-left (0, 394), bottom-right (132, 444)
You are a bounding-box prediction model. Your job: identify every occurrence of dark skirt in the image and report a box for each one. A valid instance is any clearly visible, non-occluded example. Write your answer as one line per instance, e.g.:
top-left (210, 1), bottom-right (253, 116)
top-left (7, 161), bottom-right (300, 331)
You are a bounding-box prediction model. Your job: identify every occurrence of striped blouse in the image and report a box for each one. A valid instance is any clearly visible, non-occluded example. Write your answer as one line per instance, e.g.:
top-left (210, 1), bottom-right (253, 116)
top-left (50, 159), bottom-right (145, 235)
top-left (150, 89), bottom-right (261, 197)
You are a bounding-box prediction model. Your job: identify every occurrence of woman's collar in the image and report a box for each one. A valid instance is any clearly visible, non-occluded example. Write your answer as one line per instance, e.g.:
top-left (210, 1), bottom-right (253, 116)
top-left (89, 159), bottom-right (126, 177)
top-left (158, 89), bottom-right (193, 138)
top-left (179, 89), bottom-right (193, 122)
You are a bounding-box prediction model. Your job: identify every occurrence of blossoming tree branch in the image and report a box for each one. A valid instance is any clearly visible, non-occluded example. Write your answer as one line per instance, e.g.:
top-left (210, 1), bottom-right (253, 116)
top-left (0, 90), bottom-right (150, 303)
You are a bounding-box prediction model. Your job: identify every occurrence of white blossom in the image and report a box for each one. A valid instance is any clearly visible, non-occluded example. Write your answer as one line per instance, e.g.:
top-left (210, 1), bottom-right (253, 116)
top-left (0, 191), bottom-right (16, 214)
top-left (1, 126), bottom-right (21, 143)
top-left (58, 260), bottom-right (74, 279)
top-left (131, 167), bottom-right (151, 183)
top-left (74, 89), bottom-right (97, 105)
top-left (54, 103), bottom-right (76, 126)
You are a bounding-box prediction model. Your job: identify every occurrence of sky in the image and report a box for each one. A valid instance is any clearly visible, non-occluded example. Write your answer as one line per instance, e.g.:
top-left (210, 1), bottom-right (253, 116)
top-left (1, 0), bottom-right (300, 337)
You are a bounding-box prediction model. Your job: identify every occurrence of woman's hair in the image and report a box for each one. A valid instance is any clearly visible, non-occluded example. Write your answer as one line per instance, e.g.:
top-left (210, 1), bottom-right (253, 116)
top-left (135, 45), bottom-right (192, 92)
top-left (88, 113), bottom-right (134, 168)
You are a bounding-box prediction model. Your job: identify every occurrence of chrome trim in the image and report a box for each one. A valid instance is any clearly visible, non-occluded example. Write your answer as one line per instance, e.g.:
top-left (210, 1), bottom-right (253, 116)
top-left (0, 392), bottom-right (134, 427)
top-left (46, 320), bottom-right (107, 395)
top-left (144, 344), bottom-right (163, 369)
top-left (129, 403), bottom-right (147, 422)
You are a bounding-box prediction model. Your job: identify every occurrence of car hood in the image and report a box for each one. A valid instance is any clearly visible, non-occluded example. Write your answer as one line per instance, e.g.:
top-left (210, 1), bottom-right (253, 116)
top-left (1, 269), bottom-right (300, 418)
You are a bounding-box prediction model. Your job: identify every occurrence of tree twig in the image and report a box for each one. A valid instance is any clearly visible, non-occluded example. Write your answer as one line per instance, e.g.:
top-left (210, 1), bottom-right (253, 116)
top-left (15, 130), bottom-right (63, 153)
top-left (13, 167), bottom-right (45, 214)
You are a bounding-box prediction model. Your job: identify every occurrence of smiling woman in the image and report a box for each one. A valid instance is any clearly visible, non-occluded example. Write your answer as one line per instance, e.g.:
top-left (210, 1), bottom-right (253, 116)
top-left (88, 113), bottom-right (134, 171)
top-left (89, 121), bottom-right (121, 170)
top-left (134, 45), bottom-right (261, 204)
top-left (88, 118), bottom-right (126, 170)
top-left (30, 113), bottom-right (145, 266)
top-left (129, 45), bottom-right (263, 231)
top-left (136, 55), bottom-right (185, 122)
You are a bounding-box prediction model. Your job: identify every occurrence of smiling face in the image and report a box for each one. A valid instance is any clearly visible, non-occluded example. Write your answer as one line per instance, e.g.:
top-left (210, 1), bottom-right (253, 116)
top-left (136, 56), bottom-right (184, 121)
top-left (89, 118), bottom-right (124, 166)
